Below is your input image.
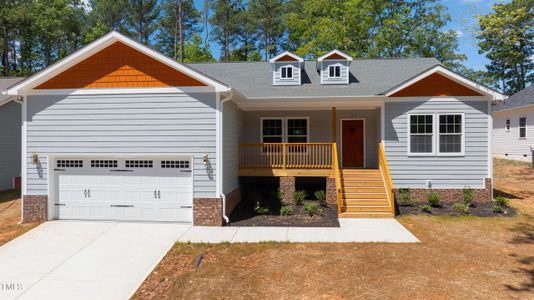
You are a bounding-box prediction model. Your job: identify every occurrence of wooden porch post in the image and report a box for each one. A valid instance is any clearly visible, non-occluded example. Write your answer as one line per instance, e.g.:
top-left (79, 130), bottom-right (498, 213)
top-left (332, 107), bottom-right (337, 143)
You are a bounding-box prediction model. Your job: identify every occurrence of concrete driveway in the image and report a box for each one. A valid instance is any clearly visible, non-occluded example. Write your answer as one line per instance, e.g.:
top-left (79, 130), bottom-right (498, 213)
top-left (0, 221), bottom-right (190, 300)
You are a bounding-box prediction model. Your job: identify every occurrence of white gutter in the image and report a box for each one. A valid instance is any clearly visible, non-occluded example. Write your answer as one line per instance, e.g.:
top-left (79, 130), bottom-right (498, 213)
top-left (218, 91), bottom-right (233, 224)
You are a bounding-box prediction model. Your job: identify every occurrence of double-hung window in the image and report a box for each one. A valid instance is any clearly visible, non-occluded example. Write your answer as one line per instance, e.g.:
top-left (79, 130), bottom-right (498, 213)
top-left (519, 117), bottom-right (527, 139)
top-left (328, 65), bottom-right (341, 78)
top-left (262, 118), bottom-right (283, 143)
top-left (280, 66), bottom-right (293, 79)
top-left (287, 118), bottom-right (308, 143)
top-left (408, 115), bottom-right (434, 154)
top-left (438, 114), bottom-right (464, 154)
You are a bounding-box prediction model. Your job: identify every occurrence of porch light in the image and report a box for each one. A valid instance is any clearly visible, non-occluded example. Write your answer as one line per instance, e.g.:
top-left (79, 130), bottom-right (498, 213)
top-left (202, 153), bottom-right (209, 165)
top-left (32, 152), bottom-right (40, 165)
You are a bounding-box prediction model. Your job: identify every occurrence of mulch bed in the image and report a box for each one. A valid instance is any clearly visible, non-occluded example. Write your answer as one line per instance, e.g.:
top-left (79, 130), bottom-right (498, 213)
top-left (229, 200), bottom-right (339, 227)
top-left (397, 202), bottom-right (517, 217)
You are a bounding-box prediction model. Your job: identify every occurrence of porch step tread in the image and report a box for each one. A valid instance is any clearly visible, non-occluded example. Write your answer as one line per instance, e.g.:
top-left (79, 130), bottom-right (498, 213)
top-left (339, 212), bottom-right (394, 218)
top-left (342, 206), bottom-right (391, 212)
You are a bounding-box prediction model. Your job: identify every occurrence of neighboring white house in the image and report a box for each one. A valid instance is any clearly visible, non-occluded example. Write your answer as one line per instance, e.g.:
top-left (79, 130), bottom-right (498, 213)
top-left (493, 85), bottom-right (534, 163)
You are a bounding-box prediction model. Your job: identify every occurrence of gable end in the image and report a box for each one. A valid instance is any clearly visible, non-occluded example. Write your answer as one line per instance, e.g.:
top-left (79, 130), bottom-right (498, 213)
top-left (390, 73), bottom-right (483, 97)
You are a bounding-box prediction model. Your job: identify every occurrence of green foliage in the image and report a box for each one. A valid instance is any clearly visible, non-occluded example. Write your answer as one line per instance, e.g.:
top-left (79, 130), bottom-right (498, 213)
top-left (396, 189), bottom-right (412, 206)
top-left (494, 196), bottom-right (510, 208)
top-left (292, 190), bottom-right (306, 205)
top-left (303, 203), bottom-right (323, 217)
top-left (254, 202), bottom-right (269, 215)
top-left (125, 0), bottom-right (160, 44)
top-left (427, 191), bottom-right (442, 208)
top-left (183, 34), bottom-right (216, 62)
top-left (314, 190), bottom-right (326, 206)
top-left (452, 203), bottom-right (470, 214)
top-left (279, 206), bottom-right (293, 216)
top-left (210, 0), bottom-right (243, 61)
top-left (276, 189), bottom-right (285, 205)
top-left (493, 205), bottom-right (504, 213)
top-left (463, 187), bottom-right (475, 206)
top-left (420, 204), bottom-right (432, 213)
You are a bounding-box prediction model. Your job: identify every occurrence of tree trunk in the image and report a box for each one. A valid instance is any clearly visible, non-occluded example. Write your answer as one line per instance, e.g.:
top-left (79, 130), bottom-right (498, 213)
top-left (178, 0), bottom-right (184, 62)
top-left (2, 27), bottom-right (9, 76)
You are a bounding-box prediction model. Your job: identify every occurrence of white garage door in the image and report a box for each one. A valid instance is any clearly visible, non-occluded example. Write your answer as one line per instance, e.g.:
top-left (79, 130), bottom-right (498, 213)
top-left (54, 158), bottom-right (193, 222)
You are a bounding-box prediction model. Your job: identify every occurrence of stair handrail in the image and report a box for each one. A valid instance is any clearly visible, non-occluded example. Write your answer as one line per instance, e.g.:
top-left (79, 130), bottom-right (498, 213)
top-left (332, 143), bottom-right (342, 214)
top-left (379, 143), bottom-right (395, 215)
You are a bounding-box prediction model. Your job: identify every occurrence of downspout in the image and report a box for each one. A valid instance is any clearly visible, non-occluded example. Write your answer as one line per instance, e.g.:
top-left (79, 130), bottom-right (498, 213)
top-left (219, 91), bottom-right (233, 224)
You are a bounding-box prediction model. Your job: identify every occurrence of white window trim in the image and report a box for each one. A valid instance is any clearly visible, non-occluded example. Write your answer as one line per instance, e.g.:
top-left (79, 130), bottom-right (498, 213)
top-left (280, 65), bottom-right (294, 80)
top-left (407, 113), bottom-right (436, 156)
top-left (260, 117), bottom-right (284, 143)
top-left (437, 113), bottom-right (465, 157)
top-left (328, 65), bottom-right (342, 79)
top-left (505, 119), bottom-right (511, 132)
top-left (519, 116), bottom-right (527, 139)
top-left (259, 117), bottom-right (310, 143)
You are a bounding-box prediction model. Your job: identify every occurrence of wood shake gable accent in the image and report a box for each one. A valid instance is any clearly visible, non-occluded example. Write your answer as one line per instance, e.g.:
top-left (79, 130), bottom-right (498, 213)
top-left (322, 52), bottom-right (346, 60)
top-left (36, 42), bottom-right (207, 89)
top-left (390, 73), bottom-right (483, 97)
top-left (276, 54), bottom-right (299, 62)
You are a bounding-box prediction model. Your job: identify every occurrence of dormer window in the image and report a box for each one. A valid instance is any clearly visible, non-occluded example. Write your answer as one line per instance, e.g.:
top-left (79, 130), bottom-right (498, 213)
top-left (328, 65), bottom-right (341, 78)
top-left (318, 49), bottom-right (353, 85)
top-left (269, 51), bottom-right (304, 86)
top-left (281, 66), bottom-right (293, 79)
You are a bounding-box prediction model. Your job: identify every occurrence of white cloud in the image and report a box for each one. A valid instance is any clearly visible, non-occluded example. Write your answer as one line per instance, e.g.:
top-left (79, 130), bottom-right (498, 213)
top-left (455, 30), bottom-right (464, 38)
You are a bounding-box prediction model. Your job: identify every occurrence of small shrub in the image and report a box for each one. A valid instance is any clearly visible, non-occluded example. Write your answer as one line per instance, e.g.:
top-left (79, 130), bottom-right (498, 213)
top-left (303, 203), bottom-right (323, 216)
top-left (396, 188), bottom-right (412, 206)
top-left (493, 205), bottom-right (504, 213)
top-left (314, 190), bottom-right (327, 206)
top-left (279, 206), bottom-right (293, 216)
top-left (463, 186), bottom-right (474, 206)
top-left (494, 196), bottom-right (509, 208)
top-left (427, 191), bottom-right (442, 207)
top-left (277, 189), bottom-right (285, 205)
top-left (420, 204), bottom-right (432, 213)
top-left (452, 202), bottom-right (470, 214)
top-left (292, 190), bottom-right (306, 205)
top-left (254, 202), bottom-right (269, 215)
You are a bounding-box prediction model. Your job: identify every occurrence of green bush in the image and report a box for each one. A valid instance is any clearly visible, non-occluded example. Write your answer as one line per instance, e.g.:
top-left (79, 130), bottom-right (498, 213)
top-left (277, 189), bottom-right (285, 205)
top-left (279, 206), bottom-right (293, 216)
top-left (396, 188), bottom-right (412, 206)
top-left (452, 202), bottom-right (470, 214)
top-left (463, 187), bottom-right (474, 206)
top-left (420, 204), bottom-right (432, 213)
top-left (314, 190), bottom-right (327, 206)
top-left (493, 205), bottom-right (504, 213)
top-left (427, 191), bottom-right (442, 207)
top-left (254, 202), bottom-right (269, 215)
top-left (494, 196), bottom-right (509, 208)
top-left (293, 190), bottom-right (306, 205)
top-left (303, 203), bottom-right (323, 216)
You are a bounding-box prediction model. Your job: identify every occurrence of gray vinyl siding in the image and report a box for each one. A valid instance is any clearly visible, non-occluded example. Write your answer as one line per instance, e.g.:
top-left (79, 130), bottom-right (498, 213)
top-left (273, 62), bottom-right (301, 85)
top-left (0, 100), bottom-right (21, 190)
top-left (493, 107), bottom-right (534, 162)
top-left (241, 109), bottom-right (380, 168)
top-left (223, 100), bottom-right (242, 193)
top-left (25, 93), bottom-right (217, 197)
top-left (320, 61), bottom-right (349, 84)
top-left (385, 98), bottom-right (490, 189)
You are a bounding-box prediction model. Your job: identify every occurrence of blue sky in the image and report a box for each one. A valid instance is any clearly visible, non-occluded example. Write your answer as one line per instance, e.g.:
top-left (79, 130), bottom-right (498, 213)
top-left (193, 0), bottom-right (507, 70)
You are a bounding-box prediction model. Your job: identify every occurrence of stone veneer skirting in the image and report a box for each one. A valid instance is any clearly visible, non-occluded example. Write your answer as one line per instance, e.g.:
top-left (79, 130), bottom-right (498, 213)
top-left (193, 198), bottom-right (223, 226)
top-left (326, 177), bottom-right (337, 205)
top-left (22, 195), bottom-right (48, 223)
top-left (394, 178), bottom-right (493, 203)
top-left (279, 176), bottom-right (295, 205)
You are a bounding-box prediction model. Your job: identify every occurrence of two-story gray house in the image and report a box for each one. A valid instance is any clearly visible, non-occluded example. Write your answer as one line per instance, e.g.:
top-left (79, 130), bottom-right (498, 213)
top-left (6, 32), bottom-right (504, 225)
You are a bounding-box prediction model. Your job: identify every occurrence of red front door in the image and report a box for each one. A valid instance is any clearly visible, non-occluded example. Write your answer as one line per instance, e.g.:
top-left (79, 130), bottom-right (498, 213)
top-left (342, 120), bottom-right (364, 168)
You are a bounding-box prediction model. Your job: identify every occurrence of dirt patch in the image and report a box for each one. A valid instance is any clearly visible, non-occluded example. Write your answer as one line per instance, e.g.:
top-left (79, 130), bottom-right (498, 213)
top-left (0, 190), bottom-right (39, 246)
top-left (133, 159), bottom-right (534, 299)
top-left (398, 202), bottom-right (517, 217)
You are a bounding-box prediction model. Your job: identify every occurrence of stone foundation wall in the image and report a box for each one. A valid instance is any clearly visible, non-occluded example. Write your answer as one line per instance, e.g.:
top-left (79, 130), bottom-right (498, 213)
top-left (326, 177), bottom-right (337, 205)
top-left (279, 176), bottom-right (295, 205)
top-left (394, 178), bottom-right (493, 203)
top-left (22, 195), bottom-right (48, 223)
top-left (193, 198), bottom-right (223, 226)
top-left (225, 188), bottom-right (241, 217)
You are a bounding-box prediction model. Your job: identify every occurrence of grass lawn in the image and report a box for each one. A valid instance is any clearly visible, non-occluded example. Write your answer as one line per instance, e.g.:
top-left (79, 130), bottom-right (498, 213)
top-left (0, 190), bottom-right (39, 246)
top-left (134, 159), bottom-right (534, 299)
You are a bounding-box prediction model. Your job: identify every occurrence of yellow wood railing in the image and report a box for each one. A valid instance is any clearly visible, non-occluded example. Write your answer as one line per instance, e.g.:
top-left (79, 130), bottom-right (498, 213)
top-left (239, 143), bottom-right (333, 169)
top-left (332, 143), bottom-right (342, 214)
top-left (378, 143), bottom-right (395, 215)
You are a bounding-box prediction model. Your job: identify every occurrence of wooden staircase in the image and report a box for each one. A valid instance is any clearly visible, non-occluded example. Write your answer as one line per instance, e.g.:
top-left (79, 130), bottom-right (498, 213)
top-left (338, 169), bottom-right (394, 218)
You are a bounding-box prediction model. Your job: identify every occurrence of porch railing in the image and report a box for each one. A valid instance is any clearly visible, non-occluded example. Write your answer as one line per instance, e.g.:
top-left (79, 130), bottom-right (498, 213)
top-left (332, 143), bottom-right (342, 214)
top-left (378, 143), bottom-right (395, 215)
top-left (238, 143), bottom-right (333, 169)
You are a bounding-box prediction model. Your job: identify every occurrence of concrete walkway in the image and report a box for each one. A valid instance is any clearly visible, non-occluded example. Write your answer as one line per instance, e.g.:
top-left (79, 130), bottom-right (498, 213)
top-left (178, 219), bottom-right (419, 243)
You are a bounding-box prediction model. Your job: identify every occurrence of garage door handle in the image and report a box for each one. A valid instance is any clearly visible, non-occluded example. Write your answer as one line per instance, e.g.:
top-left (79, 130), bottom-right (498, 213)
top-left (180, 205), bottom-right (192, 208)
top-left (55, 203), bottom-right (66, 206)
top-left (110, 205), bottom-right (134, 208)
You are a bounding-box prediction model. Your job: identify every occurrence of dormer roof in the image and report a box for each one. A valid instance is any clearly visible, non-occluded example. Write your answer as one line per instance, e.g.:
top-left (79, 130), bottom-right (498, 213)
top-left (269, 51), bottom-right (304, 63)
top-left (318, 50), bottom-right (353, 62)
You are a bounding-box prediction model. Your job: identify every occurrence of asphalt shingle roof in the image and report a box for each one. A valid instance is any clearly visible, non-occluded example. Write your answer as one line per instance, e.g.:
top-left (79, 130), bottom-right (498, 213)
top-left (0, 77), bottom-right (24, 92)
top-left (493, 85), bottom-right (534, 112)
top-left (188, 58), bottom-right (441, 99)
